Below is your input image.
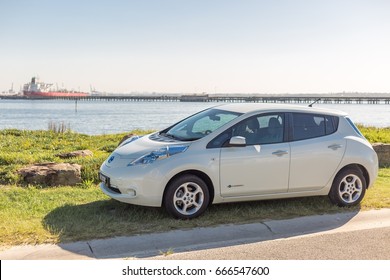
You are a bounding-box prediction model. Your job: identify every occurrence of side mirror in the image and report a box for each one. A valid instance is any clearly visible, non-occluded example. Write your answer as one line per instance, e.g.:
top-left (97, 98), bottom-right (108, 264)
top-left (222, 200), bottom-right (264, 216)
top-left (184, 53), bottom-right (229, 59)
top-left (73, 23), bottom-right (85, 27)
top-left (229, 136), bottom-right (246, 147)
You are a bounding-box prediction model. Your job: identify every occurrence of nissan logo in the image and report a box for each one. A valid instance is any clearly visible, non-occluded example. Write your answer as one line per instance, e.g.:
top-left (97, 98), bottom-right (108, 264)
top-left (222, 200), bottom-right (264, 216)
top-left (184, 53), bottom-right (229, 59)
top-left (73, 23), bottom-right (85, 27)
top-left (108, 155), bottom-right (115, 163)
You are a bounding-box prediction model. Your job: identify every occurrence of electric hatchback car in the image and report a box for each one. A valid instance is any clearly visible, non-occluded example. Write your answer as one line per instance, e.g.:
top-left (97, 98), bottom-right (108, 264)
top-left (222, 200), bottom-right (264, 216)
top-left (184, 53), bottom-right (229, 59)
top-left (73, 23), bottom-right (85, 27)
top-left (99, 103), bottom-right (378, 219)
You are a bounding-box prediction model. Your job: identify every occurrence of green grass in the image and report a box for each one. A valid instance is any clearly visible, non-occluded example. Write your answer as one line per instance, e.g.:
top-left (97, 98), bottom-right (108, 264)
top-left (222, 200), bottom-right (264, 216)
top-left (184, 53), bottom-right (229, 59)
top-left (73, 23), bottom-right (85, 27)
top-left (357, 125), bottom-right (390, 143)
top-left (0, 129), bottom-right (153, 185)
top-left (0, 127), bottom-right (389, 247)
top-left (361, 168), bottom-right (390, 208)
top-left (0, 169), bottom-right (389, 246)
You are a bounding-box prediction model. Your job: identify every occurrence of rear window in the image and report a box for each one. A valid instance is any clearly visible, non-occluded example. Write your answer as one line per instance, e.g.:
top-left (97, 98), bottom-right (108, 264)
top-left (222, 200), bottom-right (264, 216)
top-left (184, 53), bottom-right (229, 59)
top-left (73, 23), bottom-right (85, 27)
top-left (292, 113), bottom-right (339, 141)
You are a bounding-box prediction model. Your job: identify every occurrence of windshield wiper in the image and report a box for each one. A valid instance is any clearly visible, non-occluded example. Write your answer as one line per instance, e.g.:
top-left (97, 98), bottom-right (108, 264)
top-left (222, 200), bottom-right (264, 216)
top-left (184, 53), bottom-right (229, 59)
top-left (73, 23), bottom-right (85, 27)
top-left (183, 137), bottom-right (201, 141)
top-left (160, 132), bottom-right (199, 142)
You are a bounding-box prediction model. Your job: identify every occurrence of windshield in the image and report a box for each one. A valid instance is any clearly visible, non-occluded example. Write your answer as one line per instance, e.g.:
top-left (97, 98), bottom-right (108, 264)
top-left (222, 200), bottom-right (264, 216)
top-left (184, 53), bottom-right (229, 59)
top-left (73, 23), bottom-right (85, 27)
top-left (161, 108), bottom-right (242, 141)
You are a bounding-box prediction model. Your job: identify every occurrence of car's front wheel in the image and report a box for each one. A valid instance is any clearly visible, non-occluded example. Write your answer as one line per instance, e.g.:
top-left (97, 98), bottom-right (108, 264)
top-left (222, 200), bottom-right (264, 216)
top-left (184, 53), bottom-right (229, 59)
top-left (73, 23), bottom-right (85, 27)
top-left (164, 174), bottom-right (210, 219)
top-left (329, 167), bottom-right (366, 207)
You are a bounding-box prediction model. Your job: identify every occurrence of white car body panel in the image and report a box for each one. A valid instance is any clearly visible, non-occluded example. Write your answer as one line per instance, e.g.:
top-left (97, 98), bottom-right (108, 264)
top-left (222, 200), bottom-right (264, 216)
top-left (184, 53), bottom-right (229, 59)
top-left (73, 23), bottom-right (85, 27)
top-left (289, 135), bottom-right (346, 192)
top-left (220, 142), bottom-right (290, 196)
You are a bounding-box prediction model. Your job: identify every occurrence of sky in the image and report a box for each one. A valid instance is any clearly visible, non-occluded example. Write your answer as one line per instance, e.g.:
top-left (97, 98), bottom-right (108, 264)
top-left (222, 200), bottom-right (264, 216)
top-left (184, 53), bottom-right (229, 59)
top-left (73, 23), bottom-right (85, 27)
top-left (1, 0), bottom-right (390, 94)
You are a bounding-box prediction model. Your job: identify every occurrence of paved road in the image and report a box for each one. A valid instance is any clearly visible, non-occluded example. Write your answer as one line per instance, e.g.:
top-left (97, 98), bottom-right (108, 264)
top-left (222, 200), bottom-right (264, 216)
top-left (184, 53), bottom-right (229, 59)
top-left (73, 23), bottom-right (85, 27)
top-left (149, 226), bottom-right (390, 260)
top-left (1, 209), bottom-right (389, 260)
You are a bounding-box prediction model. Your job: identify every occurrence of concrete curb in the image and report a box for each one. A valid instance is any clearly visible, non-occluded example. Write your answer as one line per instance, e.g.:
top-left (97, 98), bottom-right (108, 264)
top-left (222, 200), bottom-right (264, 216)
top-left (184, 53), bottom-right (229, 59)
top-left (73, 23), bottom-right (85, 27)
top-left (1, 208), bottom-right (390, 260)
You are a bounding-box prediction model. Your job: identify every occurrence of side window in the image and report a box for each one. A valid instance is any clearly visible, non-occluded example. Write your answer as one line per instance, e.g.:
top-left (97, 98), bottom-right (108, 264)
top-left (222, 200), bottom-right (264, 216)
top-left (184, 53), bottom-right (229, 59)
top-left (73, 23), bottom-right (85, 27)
top-left (292, 113), bottom-right (333, 141)
top-left (230, 116), bottom-right (260, 145)
top-left (207, 113), bottom-right (284, 148)
top-left (207, 130), bottom-right (232, 148)
top-left (254, 114), bottom-right (284, 145)
top-left (233, 114), bottom-right (284, 145)
top-left (325, 115), bottom-right (339, 135)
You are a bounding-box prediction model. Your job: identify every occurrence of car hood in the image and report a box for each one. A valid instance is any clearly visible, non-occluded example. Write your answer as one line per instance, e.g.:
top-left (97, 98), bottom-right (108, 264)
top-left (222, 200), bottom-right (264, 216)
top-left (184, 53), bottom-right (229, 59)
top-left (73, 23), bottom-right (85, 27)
top-left (104, 133), bottom-right (189, 168)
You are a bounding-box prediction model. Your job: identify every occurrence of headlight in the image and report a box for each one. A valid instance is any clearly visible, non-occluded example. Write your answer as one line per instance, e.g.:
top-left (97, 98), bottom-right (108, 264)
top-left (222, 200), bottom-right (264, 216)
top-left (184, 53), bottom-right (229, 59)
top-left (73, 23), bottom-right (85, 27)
top-left (128, 145), bottom-right (189, 166)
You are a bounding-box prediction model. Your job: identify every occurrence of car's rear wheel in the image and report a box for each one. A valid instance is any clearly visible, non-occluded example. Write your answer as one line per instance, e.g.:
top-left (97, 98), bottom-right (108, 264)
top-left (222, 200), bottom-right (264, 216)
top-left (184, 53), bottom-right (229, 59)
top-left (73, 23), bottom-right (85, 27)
top-left (164, 174), bottom-right (210, 219)
top-left (329, 167), bottom-right (366, 206)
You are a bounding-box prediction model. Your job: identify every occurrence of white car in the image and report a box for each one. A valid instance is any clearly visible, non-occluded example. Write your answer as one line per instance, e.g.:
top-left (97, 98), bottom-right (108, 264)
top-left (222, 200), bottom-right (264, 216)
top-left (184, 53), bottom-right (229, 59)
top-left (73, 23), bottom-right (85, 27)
top-left (99, 103), bottom-right (378, 219)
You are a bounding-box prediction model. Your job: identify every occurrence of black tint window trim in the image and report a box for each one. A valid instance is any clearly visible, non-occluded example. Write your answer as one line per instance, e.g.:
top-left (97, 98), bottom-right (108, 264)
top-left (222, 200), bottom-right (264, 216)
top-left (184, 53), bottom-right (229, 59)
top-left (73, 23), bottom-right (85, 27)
top-left (207, 112), bottom-right (340, 147)
top-left (325, 115), bottom-right (339, 135)
top-left (332, 116), bottom-right (340, 132)
top-left (290, 113), bottom-right (339, 142)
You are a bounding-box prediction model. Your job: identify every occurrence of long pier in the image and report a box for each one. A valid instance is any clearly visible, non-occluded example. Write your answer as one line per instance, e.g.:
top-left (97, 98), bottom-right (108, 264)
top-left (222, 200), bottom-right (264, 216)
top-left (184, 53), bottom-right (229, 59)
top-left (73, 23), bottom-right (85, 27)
top-left (1, 94), bottom-right (390, 104)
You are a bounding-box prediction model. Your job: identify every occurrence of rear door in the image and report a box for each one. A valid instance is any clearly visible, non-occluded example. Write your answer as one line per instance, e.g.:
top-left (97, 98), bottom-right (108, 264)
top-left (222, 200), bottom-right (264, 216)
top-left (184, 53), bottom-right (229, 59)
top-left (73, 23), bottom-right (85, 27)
top-left (288, 113), bottom-right (345, 192)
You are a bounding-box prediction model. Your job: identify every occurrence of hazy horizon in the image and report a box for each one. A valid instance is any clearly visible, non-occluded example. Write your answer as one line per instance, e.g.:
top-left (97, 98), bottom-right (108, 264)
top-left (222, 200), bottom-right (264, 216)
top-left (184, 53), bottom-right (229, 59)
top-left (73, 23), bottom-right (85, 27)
top-left (1, 0), bottom-right (389, 94)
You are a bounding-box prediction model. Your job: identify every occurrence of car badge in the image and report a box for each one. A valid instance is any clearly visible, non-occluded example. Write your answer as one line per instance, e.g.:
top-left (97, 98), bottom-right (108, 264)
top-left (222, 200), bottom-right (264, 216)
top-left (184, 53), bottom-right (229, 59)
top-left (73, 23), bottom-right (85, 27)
top-left (108, 155), bottom-right (115, 163)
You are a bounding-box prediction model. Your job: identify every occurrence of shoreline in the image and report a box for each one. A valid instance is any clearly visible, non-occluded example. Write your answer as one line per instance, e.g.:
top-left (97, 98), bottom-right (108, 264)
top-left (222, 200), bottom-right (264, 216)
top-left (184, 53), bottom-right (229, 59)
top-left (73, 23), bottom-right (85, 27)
top-left (1, 93), bottom-right (390, 105)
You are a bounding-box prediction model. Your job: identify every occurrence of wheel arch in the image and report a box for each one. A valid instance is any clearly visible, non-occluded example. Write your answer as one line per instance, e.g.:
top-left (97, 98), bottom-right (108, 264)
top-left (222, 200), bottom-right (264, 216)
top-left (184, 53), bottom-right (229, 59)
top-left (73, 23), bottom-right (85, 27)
top-left (163, 170), bottom-right (215, 206)
top-left (335, 163), bottom-right (370, 188)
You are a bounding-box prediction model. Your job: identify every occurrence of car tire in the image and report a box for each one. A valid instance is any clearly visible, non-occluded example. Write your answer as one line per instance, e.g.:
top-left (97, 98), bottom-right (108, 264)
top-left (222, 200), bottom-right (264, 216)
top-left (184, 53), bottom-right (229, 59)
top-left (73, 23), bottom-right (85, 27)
top-left (164, 174), bottom-right (210, 219)
top-left (328, 167), bottom-right (367, 207)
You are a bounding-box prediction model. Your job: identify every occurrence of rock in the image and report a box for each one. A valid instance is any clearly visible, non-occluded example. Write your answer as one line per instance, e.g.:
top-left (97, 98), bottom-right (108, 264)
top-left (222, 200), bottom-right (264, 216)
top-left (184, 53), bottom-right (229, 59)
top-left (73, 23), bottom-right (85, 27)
top-left (18, 163), bottom-right (82, 186)
top-left (372, 143), bottom-right (390, 167)
top-left (56, 150), bottom-right (93, 159)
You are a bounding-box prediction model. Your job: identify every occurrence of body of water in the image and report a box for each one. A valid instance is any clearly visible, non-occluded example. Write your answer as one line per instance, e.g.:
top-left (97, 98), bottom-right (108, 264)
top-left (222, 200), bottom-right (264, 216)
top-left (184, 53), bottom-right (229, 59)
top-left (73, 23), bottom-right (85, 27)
top-left (0, 99), bottom-right (389, 135)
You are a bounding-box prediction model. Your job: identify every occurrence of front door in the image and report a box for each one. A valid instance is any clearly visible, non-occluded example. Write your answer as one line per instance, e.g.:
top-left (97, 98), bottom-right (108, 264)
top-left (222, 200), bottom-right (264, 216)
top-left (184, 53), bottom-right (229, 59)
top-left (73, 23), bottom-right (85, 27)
top-left (219, 113), bottom-right (290, 197)
top-left (220, 143), bottom-right (290, 197)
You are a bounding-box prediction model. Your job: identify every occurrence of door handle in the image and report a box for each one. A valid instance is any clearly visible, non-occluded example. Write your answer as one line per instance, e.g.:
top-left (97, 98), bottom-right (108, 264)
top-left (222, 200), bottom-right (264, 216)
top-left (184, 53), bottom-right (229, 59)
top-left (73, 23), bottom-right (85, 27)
top-left (328, 144), bottom-right (342, 150)
top-left (272, 150), bottom-right (288, 156)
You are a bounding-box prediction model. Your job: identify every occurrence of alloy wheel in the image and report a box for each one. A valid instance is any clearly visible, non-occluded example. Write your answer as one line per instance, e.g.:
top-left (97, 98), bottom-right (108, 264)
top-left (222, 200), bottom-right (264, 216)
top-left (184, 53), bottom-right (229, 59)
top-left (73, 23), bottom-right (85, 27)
top-left (173, 182), bottom-right (204, 216)
top-left (338, 174), bottom-right (363, 204)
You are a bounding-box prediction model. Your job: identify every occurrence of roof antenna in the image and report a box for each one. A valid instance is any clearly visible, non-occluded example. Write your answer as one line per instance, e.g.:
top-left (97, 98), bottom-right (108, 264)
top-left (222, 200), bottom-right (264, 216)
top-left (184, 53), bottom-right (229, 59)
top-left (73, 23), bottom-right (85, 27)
top-left (308, 98), bottom-right (321, 107)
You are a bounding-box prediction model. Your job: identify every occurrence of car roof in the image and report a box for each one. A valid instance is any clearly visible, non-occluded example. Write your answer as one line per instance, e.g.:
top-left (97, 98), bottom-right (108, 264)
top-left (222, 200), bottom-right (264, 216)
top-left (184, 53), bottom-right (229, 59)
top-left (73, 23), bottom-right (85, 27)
top-left (212, 103), bottom-right (348, 116)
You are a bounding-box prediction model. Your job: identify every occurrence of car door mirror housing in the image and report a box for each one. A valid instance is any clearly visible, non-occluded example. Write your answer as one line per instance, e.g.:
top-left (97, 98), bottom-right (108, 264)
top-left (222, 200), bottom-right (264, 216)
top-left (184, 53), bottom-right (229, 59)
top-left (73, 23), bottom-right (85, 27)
top-left (229, 136), bottom-right (246, 147)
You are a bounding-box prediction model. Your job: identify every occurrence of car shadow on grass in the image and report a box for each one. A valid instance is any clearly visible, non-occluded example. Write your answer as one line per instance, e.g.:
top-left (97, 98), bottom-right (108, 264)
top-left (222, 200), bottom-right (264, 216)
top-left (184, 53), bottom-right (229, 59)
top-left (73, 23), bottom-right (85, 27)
top-left (43, 196), bottom-right (361, 259)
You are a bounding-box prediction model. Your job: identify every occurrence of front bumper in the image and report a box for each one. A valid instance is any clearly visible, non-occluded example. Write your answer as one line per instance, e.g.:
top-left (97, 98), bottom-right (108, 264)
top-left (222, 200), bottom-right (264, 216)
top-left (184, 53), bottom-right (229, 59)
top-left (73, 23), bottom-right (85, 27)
top-left (99, 164), bottom-right (166, 207)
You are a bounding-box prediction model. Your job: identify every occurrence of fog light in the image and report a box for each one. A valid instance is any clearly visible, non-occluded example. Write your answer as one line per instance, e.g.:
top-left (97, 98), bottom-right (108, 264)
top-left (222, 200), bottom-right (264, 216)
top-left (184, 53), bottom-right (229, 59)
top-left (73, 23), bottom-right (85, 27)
top-left (125, 189), bottom-right (136, 197)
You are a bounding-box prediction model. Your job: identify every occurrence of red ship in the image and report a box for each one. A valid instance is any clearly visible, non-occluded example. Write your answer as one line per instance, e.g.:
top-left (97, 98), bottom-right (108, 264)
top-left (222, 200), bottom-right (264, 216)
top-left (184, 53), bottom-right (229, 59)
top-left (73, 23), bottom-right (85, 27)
top-left (23, 77), bottom-right (89, 97)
